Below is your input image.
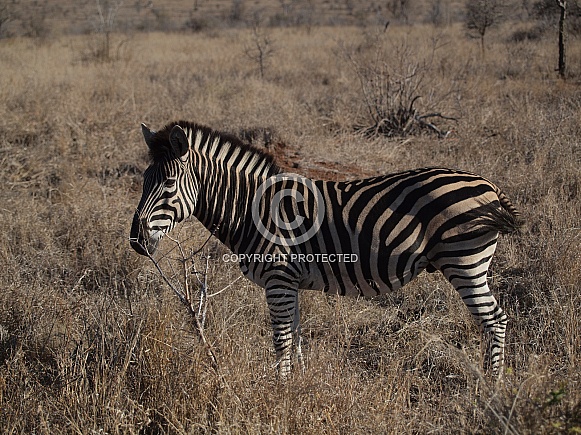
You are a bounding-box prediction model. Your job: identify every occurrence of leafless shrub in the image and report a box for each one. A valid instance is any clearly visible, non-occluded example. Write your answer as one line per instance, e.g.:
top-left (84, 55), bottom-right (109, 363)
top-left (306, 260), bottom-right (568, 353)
top-left (244, 17), bottom-right (276, 79)
top-left (81, 0), bottom-right (130, 63)
top-left (427, 0), bottom-right (445, 26)
top-left (134, 228), bottom-right (246, 403)
top-left (185, 11), bottom-right (209, 33)
top-left (509, 25), bottom-right (545, 42)
top-left (465, 0), bottom-right (505, 55)
top-left (136, 233), bottom-right (218, 367)
top-left (339, 32), bottom-right (458, 138)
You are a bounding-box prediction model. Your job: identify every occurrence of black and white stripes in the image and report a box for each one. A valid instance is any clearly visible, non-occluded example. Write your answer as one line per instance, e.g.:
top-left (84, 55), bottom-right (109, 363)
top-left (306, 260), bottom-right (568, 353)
top-left (130, 121), bottom-right (522, 377)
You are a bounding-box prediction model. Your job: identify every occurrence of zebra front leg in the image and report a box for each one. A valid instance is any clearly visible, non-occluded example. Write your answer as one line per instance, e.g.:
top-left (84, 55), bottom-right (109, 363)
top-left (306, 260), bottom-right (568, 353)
top-left (266, 286), bottom-right (299, 378)
top-left (292, 292), bottom-right (305, 374)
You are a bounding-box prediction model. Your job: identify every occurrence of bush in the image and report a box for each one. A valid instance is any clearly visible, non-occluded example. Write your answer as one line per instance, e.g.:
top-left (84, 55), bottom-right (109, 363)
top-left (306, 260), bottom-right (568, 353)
top-left (339, 31), bottom-right (458, 138)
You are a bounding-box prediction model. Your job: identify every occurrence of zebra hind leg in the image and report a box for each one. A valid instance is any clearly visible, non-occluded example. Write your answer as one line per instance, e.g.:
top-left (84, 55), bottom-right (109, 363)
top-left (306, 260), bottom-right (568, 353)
top-left (437, 251), bottom-right (508, 378)
top-left (481, 310), bottom-right (508, 377)
top-left (451, 275), bottom-right (507, 378)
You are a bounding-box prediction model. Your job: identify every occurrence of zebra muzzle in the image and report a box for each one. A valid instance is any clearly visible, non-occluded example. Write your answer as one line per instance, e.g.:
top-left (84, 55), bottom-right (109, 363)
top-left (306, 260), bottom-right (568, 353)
top-left (129, 215), bottom-right (160, 256)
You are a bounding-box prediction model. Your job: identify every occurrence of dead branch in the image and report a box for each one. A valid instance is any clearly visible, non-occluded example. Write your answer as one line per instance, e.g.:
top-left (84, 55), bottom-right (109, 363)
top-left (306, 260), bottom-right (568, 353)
top-left (140, 242), bottom-right (220, 370)
top-left (417, 112), bottom-right (458, 122)
top-left (136, 236), bottom-right (245, 411)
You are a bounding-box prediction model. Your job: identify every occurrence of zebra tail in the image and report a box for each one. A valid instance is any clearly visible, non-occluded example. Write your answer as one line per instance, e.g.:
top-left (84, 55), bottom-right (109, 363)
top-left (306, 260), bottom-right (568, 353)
top-left (471, 188), bottom-right (524, 235)
top-left (496, 187), bottom-right (523, 227)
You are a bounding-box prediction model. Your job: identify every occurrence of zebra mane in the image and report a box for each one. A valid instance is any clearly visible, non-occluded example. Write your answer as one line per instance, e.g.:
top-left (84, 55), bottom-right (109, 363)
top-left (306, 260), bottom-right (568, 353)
top-left (147, 121), bottom-right (281, 175)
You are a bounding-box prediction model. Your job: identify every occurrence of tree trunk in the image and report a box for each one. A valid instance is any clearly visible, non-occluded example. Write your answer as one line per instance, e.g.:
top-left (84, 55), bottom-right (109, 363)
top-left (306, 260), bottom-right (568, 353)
top-left (557, 0), bottom-right (567, 78)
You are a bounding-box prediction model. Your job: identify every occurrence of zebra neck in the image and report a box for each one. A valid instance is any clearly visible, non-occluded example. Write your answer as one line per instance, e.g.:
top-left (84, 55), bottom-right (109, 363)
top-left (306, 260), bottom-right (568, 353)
top-left (187, 131), bottom-right (279, 252)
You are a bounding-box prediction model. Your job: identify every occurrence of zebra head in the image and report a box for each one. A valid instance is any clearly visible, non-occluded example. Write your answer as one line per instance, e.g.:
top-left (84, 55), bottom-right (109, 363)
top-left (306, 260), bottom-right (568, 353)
top-left (130, 123), bottom-right (197, 256)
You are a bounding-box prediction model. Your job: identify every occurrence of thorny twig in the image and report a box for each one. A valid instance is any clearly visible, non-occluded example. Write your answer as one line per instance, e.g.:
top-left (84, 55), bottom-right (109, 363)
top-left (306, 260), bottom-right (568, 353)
top-left (137, 236), bottom-right (244, 409)
top-left (134, 225), bottom-right (220, 368)
top-left (141, 243), bottom-right (220, 370)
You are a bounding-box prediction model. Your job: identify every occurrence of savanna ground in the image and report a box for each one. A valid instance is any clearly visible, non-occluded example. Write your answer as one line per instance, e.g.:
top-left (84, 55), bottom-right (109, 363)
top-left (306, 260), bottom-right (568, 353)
top-left (0, 9), bottom-right (580, 435)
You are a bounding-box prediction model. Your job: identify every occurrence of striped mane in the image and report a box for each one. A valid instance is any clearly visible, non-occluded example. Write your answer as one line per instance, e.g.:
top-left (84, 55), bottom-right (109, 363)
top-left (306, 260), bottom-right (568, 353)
top-left (147, 121), bottom-right (281, 175)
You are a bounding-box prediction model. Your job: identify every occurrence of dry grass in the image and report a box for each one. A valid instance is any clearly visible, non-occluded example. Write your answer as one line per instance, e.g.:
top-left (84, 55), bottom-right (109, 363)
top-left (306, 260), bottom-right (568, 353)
top-left (0, 23), bottom-right (580, 434)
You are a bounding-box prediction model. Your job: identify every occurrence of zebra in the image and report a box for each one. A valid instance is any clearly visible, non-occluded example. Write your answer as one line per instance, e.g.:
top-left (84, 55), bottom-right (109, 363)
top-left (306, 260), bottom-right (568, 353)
top-left (130, 120), bottom-right (523, 378)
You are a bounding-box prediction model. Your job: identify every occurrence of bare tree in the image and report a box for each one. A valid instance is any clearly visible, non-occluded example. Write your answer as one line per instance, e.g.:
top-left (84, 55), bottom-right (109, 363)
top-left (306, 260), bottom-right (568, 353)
top-left (556, 0), bottom-right (567, 77)
top-left (465, 0), bottom-right (504, 55)
top-left (244, 17), bottom-right (276, 79)
top-left (93, 0), bottom-right (124, 61)
top-left (533, 0), bottom-right (581, 76)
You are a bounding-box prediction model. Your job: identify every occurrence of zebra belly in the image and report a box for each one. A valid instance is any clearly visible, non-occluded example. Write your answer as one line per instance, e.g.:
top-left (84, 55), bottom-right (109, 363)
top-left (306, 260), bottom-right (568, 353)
top-left (303, 253), bottom-right (430, 297)
top-left (237, 227), bottom-right (432, 297)
top-left (238, 253), bottom-right (428, 297)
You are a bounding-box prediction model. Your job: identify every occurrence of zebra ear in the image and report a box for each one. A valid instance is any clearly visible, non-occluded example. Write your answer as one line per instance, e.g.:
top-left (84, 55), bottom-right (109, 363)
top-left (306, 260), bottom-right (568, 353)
top-left (141, 123), bottom-right (155, 149)
top-left (169, 125), bottom-right (190, 158)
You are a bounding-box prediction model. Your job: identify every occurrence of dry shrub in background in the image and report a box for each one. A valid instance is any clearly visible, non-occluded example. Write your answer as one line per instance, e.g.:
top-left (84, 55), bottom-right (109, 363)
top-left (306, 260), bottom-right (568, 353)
top-left (337, 30), bottom-right (460, 138)
top-left (0, 22), bottom-right (579, 434)
top-left (244, 17), bottom-right (277, 80)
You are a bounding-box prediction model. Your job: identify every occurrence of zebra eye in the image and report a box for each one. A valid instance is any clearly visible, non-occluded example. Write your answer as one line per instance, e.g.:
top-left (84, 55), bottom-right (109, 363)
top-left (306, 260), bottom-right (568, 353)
top-left (164, 178), bottom-right (176, 189)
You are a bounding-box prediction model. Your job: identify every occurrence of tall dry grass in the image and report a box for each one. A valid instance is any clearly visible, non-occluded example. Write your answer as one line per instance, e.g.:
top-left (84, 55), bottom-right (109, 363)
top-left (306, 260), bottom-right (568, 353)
top-left (0, 23), bottom-right (580, 433)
